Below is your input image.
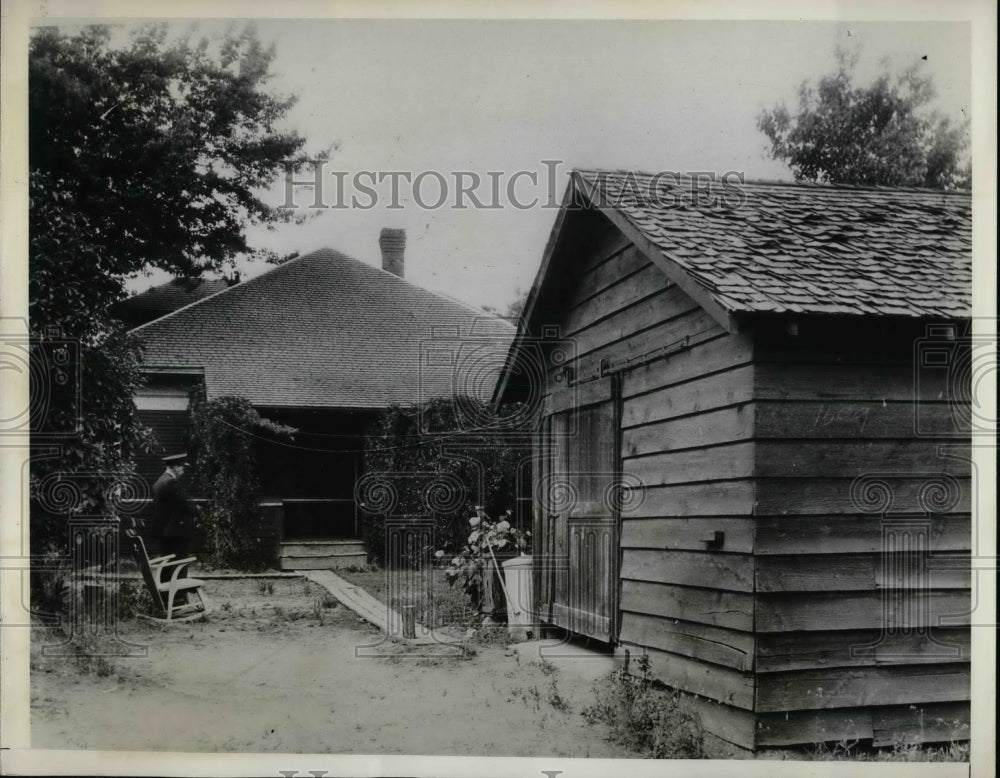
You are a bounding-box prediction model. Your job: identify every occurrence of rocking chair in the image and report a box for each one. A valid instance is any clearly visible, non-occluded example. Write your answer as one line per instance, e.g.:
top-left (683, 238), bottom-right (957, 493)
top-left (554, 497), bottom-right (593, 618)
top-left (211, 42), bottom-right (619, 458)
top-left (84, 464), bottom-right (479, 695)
top-left (125, 522), bottom-right (208, 623)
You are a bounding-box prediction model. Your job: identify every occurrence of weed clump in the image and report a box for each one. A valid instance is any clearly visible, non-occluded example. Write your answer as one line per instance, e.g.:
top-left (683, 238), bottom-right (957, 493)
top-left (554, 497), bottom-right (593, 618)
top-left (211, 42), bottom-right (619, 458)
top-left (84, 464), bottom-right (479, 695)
top-left (547, 676), bottom-right (571, 713)
top-left (582, 655), bottom-right (704, 759)
top-left (116, 579), bottom-right (154, 619)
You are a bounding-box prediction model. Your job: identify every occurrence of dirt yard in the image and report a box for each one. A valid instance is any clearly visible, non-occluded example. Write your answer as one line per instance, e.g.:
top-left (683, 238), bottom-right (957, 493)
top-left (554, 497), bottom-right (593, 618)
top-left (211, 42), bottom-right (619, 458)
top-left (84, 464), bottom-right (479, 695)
top-left (30, 576), bottom-right (633, 757)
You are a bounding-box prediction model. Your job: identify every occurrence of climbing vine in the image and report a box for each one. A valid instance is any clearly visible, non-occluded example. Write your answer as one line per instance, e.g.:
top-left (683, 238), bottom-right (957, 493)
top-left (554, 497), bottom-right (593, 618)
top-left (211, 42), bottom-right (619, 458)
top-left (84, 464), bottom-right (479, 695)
top-left (188, 393), bottom-right (295, 569)
top-left (363, 396), bottom-right (531, 566)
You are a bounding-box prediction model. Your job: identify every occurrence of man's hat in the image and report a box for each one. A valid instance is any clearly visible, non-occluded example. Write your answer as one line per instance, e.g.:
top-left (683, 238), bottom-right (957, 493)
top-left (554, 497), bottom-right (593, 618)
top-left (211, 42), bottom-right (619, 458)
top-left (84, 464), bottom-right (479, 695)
top-left (163, 453), bottom-right (189, 465)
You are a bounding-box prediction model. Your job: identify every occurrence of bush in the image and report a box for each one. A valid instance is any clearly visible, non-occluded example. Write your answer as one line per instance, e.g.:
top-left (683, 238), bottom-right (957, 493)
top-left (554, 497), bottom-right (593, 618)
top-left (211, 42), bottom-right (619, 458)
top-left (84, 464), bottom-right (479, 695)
top-left (189, 393), bottom-right (295, 569)
top-left (116, 578), bottom-right (154, 619)
top-left (362, 396), bottom-right (530, 567)
top-left (583, 655), bottom-right (704, 759)
top-left (30, 547), bottom-right (72, 624)
top-left (439, 507), bottom-right (530, 614)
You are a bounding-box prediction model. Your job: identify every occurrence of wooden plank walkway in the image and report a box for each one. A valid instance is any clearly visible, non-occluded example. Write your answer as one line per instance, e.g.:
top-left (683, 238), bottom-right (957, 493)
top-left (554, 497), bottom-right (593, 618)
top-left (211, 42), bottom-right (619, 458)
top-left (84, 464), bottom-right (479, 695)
top-left (304, 569), bottom-right (458, 646)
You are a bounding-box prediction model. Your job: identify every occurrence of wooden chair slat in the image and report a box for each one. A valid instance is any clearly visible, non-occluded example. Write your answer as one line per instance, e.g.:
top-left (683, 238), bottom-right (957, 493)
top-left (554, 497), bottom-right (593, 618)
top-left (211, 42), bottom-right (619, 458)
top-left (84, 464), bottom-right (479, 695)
top-left (125, 528), bottom-right (208, 623)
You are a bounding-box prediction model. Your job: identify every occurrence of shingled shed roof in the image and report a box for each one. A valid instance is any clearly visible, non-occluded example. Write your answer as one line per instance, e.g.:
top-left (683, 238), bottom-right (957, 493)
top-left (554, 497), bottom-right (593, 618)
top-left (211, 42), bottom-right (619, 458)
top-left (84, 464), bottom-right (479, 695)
top-left (573, 169), bottom-right (972, 320)
top-left (135, 249), bottom-right (515, 409)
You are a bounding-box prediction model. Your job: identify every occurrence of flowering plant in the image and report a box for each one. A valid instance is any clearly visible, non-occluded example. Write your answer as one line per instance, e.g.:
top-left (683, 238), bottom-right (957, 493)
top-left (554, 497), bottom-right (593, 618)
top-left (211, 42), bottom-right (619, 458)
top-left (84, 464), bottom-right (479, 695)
top-left (437, 506), bottom-right (530, 611)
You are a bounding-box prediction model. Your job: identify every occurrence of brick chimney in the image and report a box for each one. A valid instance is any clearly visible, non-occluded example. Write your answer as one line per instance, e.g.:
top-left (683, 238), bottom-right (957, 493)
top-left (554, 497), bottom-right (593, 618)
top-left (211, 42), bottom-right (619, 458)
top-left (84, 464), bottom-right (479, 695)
top-left (379, 228), bottom-right (406, 278)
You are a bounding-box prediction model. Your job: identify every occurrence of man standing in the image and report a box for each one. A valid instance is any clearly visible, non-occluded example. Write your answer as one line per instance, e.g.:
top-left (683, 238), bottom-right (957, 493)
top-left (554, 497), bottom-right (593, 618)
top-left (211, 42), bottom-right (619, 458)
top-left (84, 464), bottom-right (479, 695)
top-left (151, 453), bottom-right (197, 558)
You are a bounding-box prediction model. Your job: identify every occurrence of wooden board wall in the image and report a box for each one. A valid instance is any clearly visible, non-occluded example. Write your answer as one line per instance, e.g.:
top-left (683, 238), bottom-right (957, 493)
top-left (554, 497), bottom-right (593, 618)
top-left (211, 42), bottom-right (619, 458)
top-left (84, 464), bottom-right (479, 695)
top-left (539, 211), bottom-right (758, 740)
top-left (750, 329), bottom-right (972, 746)
top-left (617, 336), bottom-right (760, 724)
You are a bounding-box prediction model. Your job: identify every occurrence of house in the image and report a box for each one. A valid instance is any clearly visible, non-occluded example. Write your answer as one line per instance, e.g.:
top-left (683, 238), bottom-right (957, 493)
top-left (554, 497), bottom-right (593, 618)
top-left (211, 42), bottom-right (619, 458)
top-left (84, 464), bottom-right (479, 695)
top-left (133, 229), bottom-right (515, 568)
top-left (493, 169), bottom-right (973, 750)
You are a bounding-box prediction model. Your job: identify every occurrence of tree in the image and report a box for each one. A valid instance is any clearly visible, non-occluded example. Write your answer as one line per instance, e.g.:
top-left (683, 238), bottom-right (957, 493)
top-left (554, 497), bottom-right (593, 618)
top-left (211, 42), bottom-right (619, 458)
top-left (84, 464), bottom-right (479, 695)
top-left (484, 286), bottom-right (529, 324)
top-left (757, 47), bottom-right (970, 190)
top-left (28, 23), bottom-right (315, 552)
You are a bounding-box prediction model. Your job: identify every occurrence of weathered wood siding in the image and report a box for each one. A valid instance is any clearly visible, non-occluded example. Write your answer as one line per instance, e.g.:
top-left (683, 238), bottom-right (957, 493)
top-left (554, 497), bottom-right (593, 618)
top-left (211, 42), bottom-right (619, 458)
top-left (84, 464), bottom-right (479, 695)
top-left (750, 329), bottom-right (971, 747)
top-left (538, 211), bottom-right (757, 740)
top-left (617, 330), bottom-right (758, 730)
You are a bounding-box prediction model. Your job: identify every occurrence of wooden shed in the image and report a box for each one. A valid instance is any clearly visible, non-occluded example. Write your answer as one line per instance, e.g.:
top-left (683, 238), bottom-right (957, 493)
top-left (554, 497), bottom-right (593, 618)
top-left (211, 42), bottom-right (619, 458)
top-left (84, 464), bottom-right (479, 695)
top-left (493, 169), bottom-right (973, 751)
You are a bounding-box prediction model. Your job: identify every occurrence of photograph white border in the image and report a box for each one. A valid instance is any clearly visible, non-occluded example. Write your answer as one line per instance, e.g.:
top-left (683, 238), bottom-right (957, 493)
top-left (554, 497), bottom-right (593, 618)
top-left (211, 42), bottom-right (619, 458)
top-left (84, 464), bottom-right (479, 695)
top-left (1, 1), bottom-right (995, 776)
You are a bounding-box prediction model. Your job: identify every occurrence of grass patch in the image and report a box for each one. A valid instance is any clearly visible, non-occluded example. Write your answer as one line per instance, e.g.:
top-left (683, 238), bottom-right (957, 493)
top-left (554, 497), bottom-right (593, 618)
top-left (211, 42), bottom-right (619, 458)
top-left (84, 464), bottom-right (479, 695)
top-left (870, 740), bottom-right (969, 762)
top-left (761, 737), bottom-right (970, 762)
top-left (205, 578), bottom-right (358, 632)
top-left (30, 625), bottom-right (124, 681)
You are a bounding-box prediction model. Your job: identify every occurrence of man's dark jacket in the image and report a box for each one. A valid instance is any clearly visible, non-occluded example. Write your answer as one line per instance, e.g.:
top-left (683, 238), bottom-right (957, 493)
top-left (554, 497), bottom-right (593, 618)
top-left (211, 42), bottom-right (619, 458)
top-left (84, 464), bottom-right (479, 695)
top-left (151, 472), bottom-right (196, 540)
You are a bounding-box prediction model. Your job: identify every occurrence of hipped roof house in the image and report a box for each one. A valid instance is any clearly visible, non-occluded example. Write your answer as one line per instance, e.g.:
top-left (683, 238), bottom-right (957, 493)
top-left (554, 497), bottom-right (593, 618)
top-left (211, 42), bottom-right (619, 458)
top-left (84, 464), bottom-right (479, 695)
top-left (136, 242), bottom-right (514, 408)
top-left (495, 169), bottom-right (973, 751)
top-left (133, 230), bottom-right (514, 567)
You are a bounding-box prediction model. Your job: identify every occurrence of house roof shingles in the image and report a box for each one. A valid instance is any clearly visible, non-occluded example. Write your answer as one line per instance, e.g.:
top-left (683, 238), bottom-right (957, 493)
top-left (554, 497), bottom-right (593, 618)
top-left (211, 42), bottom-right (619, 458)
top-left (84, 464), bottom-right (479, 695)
top-left (135, 249), bottom-right (515, 409)
top-left (574, 169), bottom-right (972, 319)
top-left (117, 277), bottom-right (232, 328)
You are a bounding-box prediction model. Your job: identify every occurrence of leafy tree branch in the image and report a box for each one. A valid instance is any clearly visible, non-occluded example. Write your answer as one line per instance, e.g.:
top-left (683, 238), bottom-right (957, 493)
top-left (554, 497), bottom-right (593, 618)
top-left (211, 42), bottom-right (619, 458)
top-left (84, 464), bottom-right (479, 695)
top-left (757, 46), bottom-right (970, 189)
top-left (28, 23), bottom-right (320, 553)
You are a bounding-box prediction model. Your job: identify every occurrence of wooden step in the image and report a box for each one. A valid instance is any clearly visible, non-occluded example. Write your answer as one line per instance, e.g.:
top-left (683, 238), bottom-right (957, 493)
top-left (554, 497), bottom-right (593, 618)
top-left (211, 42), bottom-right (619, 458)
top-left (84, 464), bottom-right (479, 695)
top-left (279, 553), bottom-right (368, 571)
top-left (279, 546), bottom-right (366, 558)
top-left (280, 540), bottom-right (365, 557)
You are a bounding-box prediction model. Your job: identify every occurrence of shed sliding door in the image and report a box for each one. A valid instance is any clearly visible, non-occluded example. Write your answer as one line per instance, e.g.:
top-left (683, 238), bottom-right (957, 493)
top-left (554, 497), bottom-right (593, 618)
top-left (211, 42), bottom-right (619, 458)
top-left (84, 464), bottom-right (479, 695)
top-left (537, 376), bottom-right (619, 642)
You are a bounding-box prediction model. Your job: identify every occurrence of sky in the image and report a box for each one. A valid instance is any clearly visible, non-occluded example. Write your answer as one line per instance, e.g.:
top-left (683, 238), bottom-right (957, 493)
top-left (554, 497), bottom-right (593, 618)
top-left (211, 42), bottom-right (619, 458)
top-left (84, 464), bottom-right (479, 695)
top-left (122, 19), bottom-right (971, 311)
